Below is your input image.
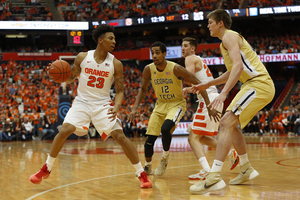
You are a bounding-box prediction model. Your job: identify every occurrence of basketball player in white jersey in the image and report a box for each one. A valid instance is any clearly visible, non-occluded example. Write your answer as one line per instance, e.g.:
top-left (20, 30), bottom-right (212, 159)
top-left (181, 37), bottom-right (239, 181)
top-left (30, 24), bottom-right (152, 189)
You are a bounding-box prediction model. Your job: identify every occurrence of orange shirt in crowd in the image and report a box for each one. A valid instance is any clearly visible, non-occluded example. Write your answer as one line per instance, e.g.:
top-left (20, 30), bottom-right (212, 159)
top-left (31, 113), bottom-right (40, 124)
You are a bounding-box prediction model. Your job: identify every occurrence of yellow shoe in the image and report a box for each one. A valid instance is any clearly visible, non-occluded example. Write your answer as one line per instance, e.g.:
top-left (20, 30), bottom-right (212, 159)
top-left (229, 162), bottom-right (259, 185)
top-left (189, 172), bottom-right (226, 195)
top-left (155, 155), bottom-right (169, 176)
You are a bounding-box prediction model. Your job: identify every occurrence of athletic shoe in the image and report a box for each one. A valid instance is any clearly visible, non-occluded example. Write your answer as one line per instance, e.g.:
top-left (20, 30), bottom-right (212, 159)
top-left (189, 172), bottom-right (226, 195)
top-left (29, 164), bottom-right (50, 184)
top-left (144, 165), bottom-right (153, 175)
top-left (155, 155), bottom-right (169, 176)
top-left (229, 149), bottom-right (240, 170)
top-left (188, 169), bottom-right (208, 180)
top-left (229, 162), bottom-right (259, 185)
top-left (138, 171), bottom-right (152, 188)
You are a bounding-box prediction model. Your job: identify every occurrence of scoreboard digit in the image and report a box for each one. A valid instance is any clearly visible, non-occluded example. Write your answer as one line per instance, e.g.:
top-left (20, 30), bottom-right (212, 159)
top-left (67, 30), bottom-right (84, 46)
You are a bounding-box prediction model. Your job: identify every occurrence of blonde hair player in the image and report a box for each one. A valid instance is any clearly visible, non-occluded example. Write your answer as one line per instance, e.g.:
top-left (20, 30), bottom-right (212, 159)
top-left (181, 37), bottom-right (239, 181)
top-left (128, 41), bottom-right (221, 177)
top-left (190, 9), bottom-right (275, 194)
top-left (30, 24), bottom-right (152, 189)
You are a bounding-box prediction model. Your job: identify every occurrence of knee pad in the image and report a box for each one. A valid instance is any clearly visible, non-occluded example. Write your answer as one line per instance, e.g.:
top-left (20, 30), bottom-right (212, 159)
top-left (161, 119), bottom-right (176, 135)
top-left (161, 119), bottom-right (175, 151)
top-left (144, 135), bottom-right (158, 158)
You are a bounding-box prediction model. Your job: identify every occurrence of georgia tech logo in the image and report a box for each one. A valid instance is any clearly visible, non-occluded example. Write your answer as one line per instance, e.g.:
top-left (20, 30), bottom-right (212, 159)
top-left (236, 104), bottom-right (243, 112)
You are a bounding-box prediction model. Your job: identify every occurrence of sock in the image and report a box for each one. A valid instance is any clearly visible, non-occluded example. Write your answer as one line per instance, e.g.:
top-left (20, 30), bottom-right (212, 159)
top-left (46, 155), bottom-right (56, 171)
top-left (162, 150), bottom-right (169, 157)
top-left (133, 162), bottom-right (144, 176)
top-left (210, 160), bottom-right (224, 172)
top-left (145, 161), bottom-right (152, 166)
top-left (239, 153), bottom-right (249, 166)
top-left (199, 157), bottom-right (210, 172)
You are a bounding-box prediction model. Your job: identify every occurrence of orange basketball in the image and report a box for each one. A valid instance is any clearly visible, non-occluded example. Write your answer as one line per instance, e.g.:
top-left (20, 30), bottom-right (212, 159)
top-left (49, 60), bottom-right (71, 83)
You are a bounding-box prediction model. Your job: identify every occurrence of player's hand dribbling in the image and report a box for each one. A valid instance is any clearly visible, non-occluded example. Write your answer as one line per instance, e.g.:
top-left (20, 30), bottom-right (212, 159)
top-left (128, 108), bottom-right (138, 123)
top-left (108, 107), bottom-right (118, 122)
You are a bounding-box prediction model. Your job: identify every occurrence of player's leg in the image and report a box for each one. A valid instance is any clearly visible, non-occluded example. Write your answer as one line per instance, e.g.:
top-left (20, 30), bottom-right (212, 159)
top-left (30, 100), bottom-right (91, 184)
top-left (143, 110), bottom-right (164, 175)
top-left (111, 128), bottom-right (152, 188)
top-left (155, 102), bottom-right (186, 176)
top-left (188, 129), bottom-right (210, 180)
top-left (29, 123), bottom-right (76, 184)
top-left (190, 80), bottom-right (274, 194)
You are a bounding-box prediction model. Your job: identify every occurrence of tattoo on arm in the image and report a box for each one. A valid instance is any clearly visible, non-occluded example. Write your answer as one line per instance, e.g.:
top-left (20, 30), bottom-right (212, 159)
top-left (114, 68), bottom-right (124, 93)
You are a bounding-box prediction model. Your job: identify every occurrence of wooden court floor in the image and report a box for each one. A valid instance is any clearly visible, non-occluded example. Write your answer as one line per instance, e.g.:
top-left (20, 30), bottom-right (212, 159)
top-left (1, 135), bottom-right (300, 200)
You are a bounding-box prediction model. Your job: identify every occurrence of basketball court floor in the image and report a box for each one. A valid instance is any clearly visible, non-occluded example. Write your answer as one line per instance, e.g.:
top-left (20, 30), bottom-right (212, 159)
top-left (1, 135), bottom-right (299, 200)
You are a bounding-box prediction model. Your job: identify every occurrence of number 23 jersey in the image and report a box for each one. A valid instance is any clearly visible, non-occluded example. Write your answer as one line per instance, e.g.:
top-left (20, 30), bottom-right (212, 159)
top-left (77, 50), bottom-right (114, 103)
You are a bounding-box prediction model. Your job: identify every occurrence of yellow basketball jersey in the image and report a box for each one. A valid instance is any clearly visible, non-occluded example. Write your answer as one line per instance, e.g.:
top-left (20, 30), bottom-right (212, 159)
top-left (149, 61), bottom-right (183, 102)
top-left (220, 30), bottom-right (271, 83)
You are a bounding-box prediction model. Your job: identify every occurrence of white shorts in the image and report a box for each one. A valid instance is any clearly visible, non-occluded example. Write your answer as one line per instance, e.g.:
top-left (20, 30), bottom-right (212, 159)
top-left (63, 98), bottom-right (122, 141)
top-left (191, 92), bottom-right (223, 137)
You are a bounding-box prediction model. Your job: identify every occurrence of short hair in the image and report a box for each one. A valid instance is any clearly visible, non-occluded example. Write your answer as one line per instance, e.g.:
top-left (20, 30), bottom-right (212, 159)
top-left (182, 37), bottom-right (198, 50)
top-left (207, 9), bottom-right (232, 29)
top-left (151, 41), bottom-right (167, 53)
top-left (92, 24), bottom-right (115, 44)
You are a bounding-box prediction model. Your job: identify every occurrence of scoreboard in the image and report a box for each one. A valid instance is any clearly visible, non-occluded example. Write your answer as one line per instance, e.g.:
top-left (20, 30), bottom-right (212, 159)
top-left (67, 30), bottom-right (84, 46)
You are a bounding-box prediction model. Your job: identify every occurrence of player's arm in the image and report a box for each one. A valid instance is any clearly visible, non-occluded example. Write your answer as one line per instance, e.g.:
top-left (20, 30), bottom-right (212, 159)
top-left (219, 33), bottom-right (243, 96)
top-left (183, 56), bottom-right (202, 94)
top-left (128, 65), bottom-right (151, 122)
top-left (65, 52), bottom-right (86, 84)
top-left (202, 32), bottom-right (243, 110)
top-left (112, 58), bottom-right (124, 112)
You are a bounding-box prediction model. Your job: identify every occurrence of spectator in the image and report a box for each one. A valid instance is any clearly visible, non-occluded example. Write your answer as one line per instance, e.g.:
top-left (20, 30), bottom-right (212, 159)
top-left (137, 114), bottom-right (148, 137)
top-left (41, 115), bottom-right (55, 140)
top-left (23, 117), bottom-right (34, 140)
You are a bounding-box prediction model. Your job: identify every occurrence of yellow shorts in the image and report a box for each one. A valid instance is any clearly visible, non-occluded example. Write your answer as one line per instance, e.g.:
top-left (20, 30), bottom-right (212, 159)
top-left (226, 76), bottom-right (275, 129)
top-left (146, 99), bottom-right (186, 136)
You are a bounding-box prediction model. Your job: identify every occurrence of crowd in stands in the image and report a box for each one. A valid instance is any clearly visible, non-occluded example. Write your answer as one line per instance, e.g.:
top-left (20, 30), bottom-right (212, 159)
top-left (0, 0), bottom-right (52, 21)
top-left (244, 83), bottom-right (300, 136)
top-left (1, 0), bottom-right (300, 21)
top-left (0, 59), bottom-right (60, 141)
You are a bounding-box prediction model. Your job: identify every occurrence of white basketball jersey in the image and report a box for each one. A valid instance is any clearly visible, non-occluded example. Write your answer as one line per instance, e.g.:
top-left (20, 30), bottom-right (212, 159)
top-left (194, 56), bottom-right (218, 100)
top-left (76, 50), bottom-right (114, 103)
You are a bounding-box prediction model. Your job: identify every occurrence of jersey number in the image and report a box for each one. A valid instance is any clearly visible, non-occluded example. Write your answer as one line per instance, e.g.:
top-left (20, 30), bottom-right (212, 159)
top-left (87, 75), bottom-right (104, 89)
top-left (203, 62), bottom-right (212, 77)
top-left (161, 85), bottom-right (169, 93)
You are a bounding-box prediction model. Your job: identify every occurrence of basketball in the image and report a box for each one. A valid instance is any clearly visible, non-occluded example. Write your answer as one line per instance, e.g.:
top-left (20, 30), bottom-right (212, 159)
top-left (48, 60), bottom-right (72, 83)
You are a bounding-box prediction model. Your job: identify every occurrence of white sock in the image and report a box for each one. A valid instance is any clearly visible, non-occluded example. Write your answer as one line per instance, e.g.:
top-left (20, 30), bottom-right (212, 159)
top-left (239, 153), bottom-right (249, 166)
top-left (145, 161), bottom-right (152, 166)
top-left (210, 160), bottom-right (224, 172)
top-left (133, 162), bottom-right (144, 176)
top-left (199, 157), bottom-right (210, 172)
top-left (46, 155), bottom-right (56, 171)
top-left (162, 150), bottom-right (169, 157)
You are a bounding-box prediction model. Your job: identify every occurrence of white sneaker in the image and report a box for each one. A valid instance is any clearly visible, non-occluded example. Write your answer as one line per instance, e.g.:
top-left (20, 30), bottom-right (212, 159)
top-left (229, 162), bottom-right (259, 185)
top-left (155, 155), bottom-right (169, 176)
top-left (188, 169), bottom-right (208, 180)
top-left (190, 172), bottom-right (226, 195)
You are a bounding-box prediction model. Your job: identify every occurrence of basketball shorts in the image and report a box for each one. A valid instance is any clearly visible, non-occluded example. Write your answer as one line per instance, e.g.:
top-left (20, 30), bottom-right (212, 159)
top-left (146, 99), bottom-right (186, 136)
top-left (63, 98), bottom-right (122, 141)
top-left (191, 92), bottom-right (223, 136)
top-left (226, 76), bottom-right (275, 129)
